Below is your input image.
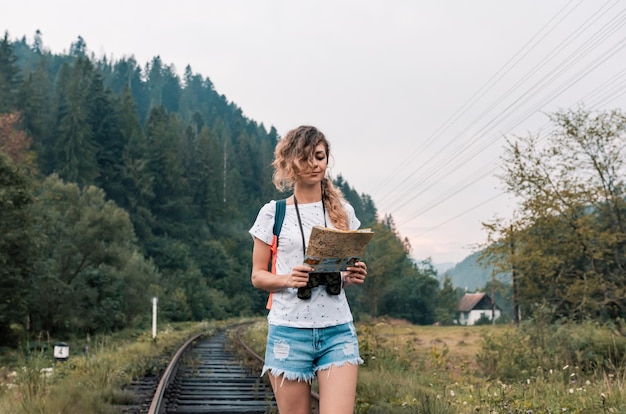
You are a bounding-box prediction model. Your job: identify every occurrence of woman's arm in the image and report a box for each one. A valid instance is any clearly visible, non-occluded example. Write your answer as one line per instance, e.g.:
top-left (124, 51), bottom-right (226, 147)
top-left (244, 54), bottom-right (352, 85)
top-left (250, 237), bottom-right (311, 292)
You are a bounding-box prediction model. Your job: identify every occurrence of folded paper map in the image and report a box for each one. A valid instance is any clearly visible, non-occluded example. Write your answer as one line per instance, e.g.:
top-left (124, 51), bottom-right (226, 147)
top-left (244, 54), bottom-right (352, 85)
top-left (304, 226), bottom-right (375, 272)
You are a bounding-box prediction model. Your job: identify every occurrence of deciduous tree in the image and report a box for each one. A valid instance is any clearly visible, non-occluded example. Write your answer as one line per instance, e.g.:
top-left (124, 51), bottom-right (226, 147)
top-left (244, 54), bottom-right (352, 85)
top-left (484, 108), bottom-right (626, 321)
top-left (0, 151), bottom-right (36, 345)
top-left (28, 174), bottom-right (156, 334)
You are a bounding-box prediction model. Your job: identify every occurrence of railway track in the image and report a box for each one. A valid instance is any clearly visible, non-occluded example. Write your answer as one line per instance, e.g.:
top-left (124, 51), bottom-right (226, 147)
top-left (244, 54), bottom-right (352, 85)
top-left (120, 325), bottom-right (319, 413)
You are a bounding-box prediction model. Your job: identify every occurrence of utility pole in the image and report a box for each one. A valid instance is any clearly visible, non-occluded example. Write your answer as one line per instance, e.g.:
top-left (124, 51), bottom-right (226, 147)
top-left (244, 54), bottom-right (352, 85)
top-left (491, 269), bottom-right (496, 325)
top-left (510, 225), bottom-right (520, 324)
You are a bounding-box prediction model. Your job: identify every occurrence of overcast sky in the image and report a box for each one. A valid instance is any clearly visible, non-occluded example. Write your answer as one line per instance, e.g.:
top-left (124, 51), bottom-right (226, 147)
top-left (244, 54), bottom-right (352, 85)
top-left (3, 1), bottom-right (625, 264)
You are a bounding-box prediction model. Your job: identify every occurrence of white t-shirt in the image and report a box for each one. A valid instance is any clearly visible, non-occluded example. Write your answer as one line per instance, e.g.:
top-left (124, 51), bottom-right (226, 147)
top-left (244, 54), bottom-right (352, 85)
top-left (249, 199), bottom-right (361, 328)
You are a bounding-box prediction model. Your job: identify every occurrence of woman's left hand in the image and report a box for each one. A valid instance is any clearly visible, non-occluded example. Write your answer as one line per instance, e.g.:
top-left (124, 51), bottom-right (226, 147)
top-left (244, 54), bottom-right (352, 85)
top-left (344, 261), bottom-right (367, 285)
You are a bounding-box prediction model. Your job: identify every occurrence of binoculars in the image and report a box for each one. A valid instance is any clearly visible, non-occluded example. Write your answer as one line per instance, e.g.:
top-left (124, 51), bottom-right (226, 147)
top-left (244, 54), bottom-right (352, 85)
top-left (297, 272), bottom-right (342, 300)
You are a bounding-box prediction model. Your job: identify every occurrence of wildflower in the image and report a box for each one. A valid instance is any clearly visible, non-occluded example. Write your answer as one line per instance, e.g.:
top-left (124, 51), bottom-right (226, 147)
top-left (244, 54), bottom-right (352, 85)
top-left (585, 380), bottom-right (590, 385)
top-left (569, 388), bottom-right (574, 394)
top-left (526, 378), bottom-right (530, 384)
top-left (450, 390), bottom-right (455, 397)
top-left (40, 367), bottom-right (54, 377)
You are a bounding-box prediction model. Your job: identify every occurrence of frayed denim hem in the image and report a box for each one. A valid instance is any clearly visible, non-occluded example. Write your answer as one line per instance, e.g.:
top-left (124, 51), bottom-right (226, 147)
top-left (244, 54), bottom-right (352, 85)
top-left (315, 357), bottom-right (364, 378)
top-left (261, 366), bottom-right (316, 385)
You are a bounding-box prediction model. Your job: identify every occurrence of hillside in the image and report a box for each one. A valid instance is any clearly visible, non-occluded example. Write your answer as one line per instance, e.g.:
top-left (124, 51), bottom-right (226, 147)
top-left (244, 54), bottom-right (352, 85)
top-left (441, 250), bottom-right (511, 291)
top-left (0, 33), bottom-right (444, 341)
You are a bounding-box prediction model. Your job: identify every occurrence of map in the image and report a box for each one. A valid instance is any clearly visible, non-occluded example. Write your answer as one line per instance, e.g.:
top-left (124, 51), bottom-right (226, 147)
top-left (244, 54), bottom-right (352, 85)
top-left (304, 226), bottom-right (375, 272)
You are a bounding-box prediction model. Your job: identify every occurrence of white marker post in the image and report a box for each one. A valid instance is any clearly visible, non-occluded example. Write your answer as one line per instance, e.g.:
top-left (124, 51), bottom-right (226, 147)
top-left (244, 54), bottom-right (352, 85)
top-left (152, 297), bottom-right (158, 339)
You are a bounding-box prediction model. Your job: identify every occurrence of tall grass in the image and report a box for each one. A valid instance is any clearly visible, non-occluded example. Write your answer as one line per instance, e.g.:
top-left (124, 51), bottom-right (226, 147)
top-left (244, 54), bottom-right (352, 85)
top-left (0, 321), bottom-right (223, 413)
top-left (5, 316), bottom-right (624, 413)
top-left (241, 317), bottom-right (626, 413)
top-left (355, 314), bottom-right (626, 413)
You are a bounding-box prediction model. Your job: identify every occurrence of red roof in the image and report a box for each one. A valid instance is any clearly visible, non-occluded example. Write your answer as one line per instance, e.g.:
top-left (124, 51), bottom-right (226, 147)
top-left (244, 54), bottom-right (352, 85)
top-left (458, 292), bottom-right (487, 312)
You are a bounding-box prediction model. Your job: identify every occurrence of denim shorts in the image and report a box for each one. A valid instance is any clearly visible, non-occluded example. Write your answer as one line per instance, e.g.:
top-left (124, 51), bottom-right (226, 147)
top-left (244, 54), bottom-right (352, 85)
top-left (262, 322), bottom-right (363, 382)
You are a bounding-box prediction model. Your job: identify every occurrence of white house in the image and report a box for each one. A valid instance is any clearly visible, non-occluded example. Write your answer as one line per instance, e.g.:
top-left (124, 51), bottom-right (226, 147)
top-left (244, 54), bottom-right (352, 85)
top-left (457, 292), bottom-right (501, 325)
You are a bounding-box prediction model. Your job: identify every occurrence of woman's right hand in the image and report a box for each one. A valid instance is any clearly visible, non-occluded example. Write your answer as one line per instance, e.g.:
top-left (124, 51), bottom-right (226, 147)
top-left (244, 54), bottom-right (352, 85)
top-left (250, 237), bottom-right (313, 292)
top-left (288, 265), bottom-right (314, 288)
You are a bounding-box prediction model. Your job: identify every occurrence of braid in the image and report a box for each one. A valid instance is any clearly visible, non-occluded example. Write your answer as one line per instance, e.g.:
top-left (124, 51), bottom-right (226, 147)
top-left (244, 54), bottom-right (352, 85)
top-left (322, 178), bottom-right (349, 230)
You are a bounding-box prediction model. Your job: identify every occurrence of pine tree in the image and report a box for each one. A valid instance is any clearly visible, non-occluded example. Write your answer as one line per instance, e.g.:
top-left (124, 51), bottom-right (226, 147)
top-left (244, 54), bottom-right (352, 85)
top-left (89, 70), bottom-right (126, 200)
top-left (0, 32), bottom-right (21, 113)
top-left (115, 86), bottom-right (155, 242)
top-left (143, 106), bottom-right (191, 240)
top-left (54, 57), bottom-right (99, 186)
top-left (17, 56), bottom-right (53, 151)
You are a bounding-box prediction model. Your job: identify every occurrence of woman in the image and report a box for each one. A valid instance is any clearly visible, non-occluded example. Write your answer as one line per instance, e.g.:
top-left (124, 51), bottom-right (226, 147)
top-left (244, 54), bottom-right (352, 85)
top-left (249, 125), bottom-right (368, 413)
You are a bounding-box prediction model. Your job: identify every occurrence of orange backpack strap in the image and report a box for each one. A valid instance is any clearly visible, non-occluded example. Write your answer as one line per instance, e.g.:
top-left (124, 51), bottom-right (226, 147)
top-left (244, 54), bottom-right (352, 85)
top-left (266, 199), bottom-right (286, 310)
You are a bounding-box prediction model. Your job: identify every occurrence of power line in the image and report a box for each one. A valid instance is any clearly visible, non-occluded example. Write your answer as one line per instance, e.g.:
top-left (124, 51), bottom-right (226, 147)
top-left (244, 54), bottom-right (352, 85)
top-left (410, 191), bottom-right (507, 239)
top-left (399, 70), bottom-right (626, 245)
top-left (377, 2), bottom-right (626, 218)
top-left (371, 0), bottom-right (591, 203)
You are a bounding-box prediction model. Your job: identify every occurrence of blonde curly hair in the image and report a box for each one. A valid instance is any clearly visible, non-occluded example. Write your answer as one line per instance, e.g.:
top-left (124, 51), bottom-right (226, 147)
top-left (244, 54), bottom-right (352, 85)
top-left (272, 125), bottom-right (349, 230)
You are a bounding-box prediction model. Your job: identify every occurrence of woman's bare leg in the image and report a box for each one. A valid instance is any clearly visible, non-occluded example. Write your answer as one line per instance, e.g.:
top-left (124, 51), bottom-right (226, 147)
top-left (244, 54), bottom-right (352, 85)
top-left (269, 374), bottom-right (312, 414)
top-left (316, 364), bottom-right (358, 414)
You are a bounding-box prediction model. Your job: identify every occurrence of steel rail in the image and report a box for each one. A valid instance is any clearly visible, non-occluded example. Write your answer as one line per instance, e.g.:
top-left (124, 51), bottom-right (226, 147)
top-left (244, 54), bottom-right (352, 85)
top-left (146, 324), bottom-right (320, 413)
top-left (147, 331), bottom-right (206, 414)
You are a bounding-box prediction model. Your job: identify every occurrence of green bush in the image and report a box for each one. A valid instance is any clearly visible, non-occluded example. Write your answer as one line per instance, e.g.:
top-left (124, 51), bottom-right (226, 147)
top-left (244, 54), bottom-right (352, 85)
top-left (477, 306), bottom-right (626, 381)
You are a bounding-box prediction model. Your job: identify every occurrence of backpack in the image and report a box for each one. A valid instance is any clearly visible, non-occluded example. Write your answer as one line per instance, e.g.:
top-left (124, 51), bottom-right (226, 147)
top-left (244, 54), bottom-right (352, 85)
top-left (266, 198), bottom-right (286, 310)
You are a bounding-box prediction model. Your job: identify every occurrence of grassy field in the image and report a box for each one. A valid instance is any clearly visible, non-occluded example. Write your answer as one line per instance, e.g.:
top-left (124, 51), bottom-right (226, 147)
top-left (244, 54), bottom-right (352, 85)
top-left (363, 317), bottom-right (498, 371)
top-left (364, 318), bottom-right (626, 413)
top-left (240, 317), bottom-right (626, 413)
top-left (1, 317), bottom-right (625, 413)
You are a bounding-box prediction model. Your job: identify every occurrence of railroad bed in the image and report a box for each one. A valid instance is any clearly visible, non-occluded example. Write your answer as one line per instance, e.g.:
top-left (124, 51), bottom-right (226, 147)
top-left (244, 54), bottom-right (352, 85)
top-left (118, 326), bottom-right (319, 413)
top-left (154, 330), bottom-right (276, 413)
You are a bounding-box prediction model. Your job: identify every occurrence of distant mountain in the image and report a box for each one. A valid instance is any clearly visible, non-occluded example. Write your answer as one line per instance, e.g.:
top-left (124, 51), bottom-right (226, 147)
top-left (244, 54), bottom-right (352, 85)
top-left (433, 262), bottom-right (456, 274)
top-left (441, 250), bottom-right (511, 291)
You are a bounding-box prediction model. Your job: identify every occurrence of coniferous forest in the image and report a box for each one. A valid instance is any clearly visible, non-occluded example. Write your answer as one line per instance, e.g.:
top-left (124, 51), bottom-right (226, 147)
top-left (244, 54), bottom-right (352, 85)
top-left (0, 32), bottom-right (450, 346)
